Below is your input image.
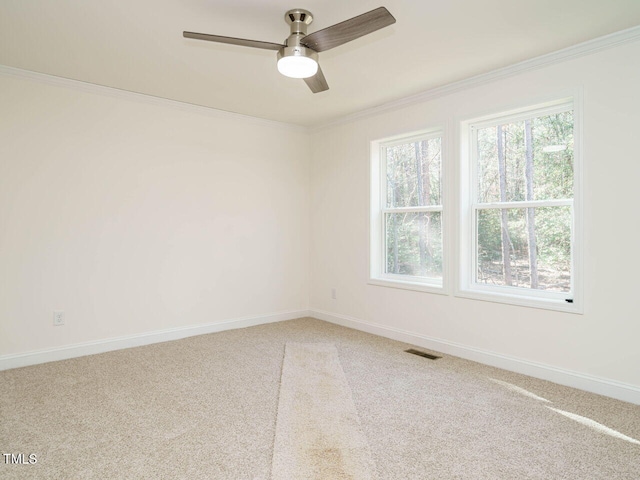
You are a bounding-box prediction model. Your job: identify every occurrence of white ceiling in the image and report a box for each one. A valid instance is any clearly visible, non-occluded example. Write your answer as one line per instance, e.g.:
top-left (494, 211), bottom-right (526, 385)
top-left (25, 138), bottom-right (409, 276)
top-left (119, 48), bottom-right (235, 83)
top-left (2, 1), bottom-right (640, 127)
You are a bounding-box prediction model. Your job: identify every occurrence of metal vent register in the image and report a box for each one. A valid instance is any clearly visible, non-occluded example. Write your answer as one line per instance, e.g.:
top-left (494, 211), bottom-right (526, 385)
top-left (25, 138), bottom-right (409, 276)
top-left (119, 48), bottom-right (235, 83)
top-left (405, 349), bottom-right (441, 360)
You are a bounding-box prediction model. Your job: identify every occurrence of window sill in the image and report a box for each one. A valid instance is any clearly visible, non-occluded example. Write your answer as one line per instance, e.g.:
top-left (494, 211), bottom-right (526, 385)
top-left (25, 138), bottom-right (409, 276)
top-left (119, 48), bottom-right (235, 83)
top-left (368, 277), bottom-right (447, 295)
top-left (454, 287), bottom-right (582, 314)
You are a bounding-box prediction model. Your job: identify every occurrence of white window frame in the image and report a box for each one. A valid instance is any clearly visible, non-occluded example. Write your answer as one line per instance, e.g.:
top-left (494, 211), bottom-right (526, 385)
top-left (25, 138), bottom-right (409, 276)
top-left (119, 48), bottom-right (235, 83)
top-left (457, 97), bottom-right (583, 313)
top-left (369, 128), bottom-right (447, 294)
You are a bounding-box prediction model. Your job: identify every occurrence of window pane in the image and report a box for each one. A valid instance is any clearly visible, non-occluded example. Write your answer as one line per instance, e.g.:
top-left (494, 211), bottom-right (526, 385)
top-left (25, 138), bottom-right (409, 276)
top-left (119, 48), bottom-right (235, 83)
top-left (476, 206), bottom-right (571, 293)
top-left (386, 137), bottom-right (441, 207)
top-left (386, 211), bottom-right (442, 279)
top-left (477, 111), bottom-right (574, 203)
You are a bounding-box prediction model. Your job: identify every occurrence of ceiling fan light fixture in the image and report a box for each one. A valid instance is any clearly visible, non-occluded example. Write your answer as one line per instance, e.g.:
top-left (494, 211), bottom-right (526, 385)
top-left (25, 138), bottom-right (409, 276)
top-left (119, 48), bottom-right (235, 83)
top-left (277, 46), bottom-right (318, 79)
top-left (184, 6), bottom-right (396, 92)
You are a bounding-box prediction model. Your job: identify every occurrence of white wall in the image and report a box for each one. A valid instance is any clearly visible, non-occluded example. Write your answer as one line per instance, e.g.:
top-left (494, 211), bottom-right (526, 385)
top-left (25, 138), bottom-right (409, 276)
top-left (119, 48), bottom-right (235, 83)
top-left (2, 35), bottom-right (639, 403)
top-left (309, 39), bottom-right (640, 396)
top-left (0, 72), bottom-right (310, 357)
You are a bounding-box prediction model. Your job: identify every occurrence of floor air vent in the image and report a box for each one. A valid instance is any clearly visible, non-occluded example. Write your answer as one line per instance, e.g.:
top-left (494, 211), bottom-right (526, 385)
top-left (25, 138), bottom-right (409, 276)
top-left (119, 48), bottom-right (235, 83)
top-left (405, 349), bottom-right (441, 360)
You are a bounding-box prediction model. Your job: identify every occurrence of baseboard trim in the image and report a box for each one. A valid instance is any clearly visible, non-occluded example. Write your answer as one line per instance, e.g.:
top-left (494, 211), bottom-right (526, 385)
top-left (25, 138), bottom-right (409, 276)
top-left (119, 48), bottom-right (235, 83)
top-left (0, 309), bottom-right (310, 371)
top-left (310, 309), bottom-right (640, 405)
top-left (6, 308), bottom-right (638, 405)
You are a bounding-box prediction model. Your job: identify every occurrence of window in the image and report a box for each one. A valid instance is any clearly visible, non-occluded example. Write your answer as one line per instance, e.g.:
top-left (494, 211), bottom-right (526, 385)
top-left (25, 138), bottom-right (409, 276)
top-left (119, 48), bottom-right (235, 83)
top-left (370, 130), bottom-right (444, 292)
top-left (459, 99), bottom-right (581, 312)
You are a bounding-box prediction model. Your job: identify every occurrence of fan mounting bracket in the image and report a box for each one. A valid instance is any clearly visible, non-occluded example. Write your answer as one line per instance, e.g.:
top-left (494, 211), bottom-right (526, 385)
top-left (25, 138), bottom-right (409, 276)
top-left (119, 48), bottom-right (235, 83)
top-left (284, 9), bottom-right (313, 35)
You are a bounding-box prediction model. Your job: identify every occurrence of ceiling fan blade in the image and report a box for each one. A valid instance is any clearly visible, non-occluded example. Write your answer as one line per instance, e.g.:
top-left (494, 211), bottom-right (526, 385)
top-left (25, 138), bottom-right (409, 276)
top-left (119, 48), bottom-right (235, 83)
top-left (304, 65), bottom-right (329, 93)
top-left (300, 7), bottom-right (395, 52)
top-left (183, 31), bottom-right (284, 51)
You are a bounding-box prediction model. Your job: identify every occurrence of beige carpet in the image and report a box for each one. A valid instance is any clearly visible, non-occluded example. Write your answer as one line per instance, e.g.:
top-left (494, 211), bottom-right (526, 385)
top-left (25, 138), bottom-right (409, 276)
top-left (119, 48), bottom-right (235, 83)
top-left (0, 317), bottom-right (639, 479)
top-left (271, 343), bottom-right (374, 479)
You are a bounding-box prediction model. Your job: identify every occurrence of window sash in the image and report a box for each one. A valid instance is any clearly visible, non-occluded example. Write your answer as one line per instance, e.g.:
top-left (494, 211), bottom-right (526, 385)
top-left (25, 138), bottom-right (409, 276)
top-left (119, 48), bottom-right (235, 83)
top-left (473, 199), bottom-right (572, 210)
top-left (373, 131), bottom-right (444, 290)
top-left (382, 209), bottom-right (444, 282)
top-left (382, 205), bottom-right (443, 214)
top-left (461, 98), bottom-right (578, 310)
top-left (381, 134), bottom-right (443, 209)
top-left (471, 204), bottom-right (574, 299)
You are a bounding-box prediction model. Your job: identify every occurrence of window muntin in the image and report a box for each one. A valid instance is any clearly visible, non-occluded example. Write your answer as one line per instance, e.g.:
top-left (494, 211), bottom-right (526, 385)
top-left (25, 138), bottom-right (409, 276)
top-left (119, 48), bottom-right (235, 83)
top-left (464, 101), bottom-right (578, 308)
top-left (372, 132), bottom-right (444, 290)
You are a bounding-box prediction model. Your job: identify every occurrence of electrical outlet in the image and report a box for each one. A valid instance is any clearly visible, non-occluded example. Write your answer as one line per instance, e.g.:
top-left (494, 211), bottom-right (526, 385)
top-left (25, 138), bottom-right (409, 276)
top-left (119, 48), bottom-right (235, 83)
top-left (331, 288), bottom-right (337, 300)
top-left (53, 311), bottom-right (65, 326)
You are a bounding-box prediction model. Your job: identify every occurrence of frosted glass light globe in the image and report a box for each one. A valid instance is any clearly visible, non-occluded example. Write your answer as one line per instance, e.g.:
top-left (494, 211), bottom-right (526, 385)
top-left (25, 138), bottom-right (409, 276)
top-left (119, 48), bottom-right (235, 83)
top-left (277, 56), bottom-right (318, 79)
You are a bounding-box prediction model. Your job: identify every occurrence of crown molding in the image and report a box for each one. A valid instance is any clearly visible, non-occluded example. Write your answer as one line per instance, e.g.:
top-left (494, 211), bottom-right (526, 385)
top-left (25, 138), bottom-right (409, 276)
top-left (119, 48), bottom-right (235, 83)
top-left (3, 25), bottom-right (639, 133)
top-left (311, 25), bottom-right (640, 132)
top-left (0, 64), bottom-right (308, 133)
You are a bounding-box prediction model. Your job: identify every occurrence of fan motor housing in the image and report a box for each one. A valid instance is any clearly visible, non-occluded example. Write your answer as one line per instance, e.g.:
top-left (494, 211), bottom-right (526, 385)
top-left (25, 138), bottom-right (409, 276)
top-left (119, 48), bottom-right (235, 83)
top-left (277, 44), bottom-right (318, 63)
top-left (279, 9), bottom-right (317, 69)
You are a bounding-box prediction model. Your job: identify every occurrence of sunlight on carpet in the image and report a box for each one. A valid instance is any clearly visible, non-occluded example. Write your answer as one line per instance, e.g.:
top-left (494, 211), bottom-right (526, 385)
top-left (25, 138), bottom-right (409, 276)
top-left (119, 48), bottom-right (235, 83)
top-left (546, 406), bottom-right (640, 446)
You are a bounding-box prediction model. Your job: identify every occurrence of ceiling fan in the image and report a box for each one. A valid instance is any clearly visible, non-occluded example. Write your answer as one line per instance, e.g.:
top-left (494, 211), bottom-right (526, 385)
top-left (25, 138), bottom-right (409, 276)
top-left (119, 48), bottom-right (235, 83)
top-left (183, 7), bottom-right (396, 93)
